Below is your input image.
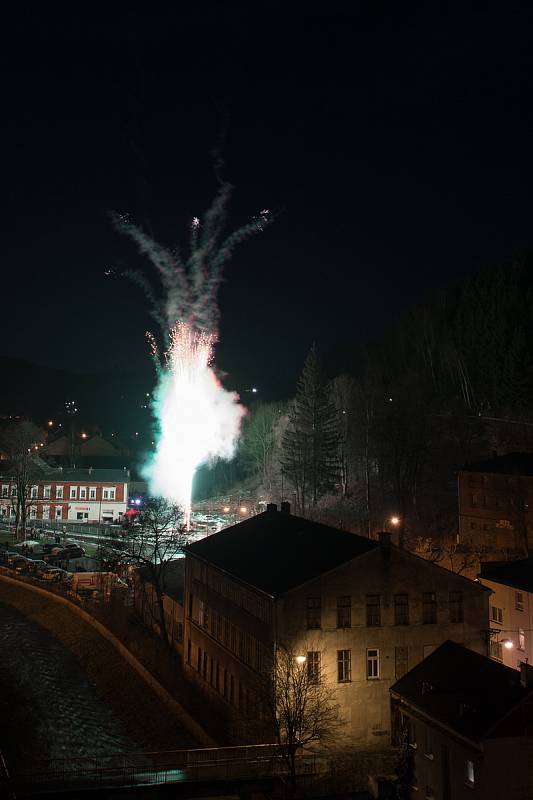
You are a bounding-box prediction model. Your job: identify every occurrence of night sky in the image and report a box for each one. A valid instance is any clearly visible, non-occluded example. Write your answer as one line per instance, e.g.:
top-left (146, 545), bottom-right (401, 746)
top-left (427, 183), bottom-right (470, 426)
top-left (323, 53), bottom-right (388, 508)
top-left (3, 5), bottom-right (533, 400)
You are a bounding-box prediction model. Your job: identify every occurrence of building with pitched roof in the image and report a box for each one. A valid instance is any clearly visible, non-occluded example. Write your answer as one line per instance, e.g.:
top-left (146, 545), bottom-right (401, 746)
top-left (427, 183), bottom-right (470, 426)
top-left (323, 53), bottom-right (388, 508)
top-left (183, 503), bottom-right (489, 746)
top-left (391, 640), bottom-right (533, 799)
top-left (0, 462), bottom-right (130, 523)
top-left (479, 556), bottom-right (533, 668)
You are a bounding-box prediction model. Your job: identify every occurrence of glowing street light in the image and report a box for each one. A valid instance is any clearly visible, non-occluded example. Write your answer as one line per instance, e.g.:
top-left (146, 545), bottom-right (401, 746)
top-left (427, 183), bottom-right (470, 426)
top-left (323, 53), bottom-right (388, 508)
top-left (223, 506), bottom-right (230, 513)
top-left (47, 420), bottom-right (54, 427)
top-left (295, 655), bottom-right (307, 665)
top-left (81, 433), bottom-right (87, 440)
top-left (240, 506), bottom-right (248, 514)
top-left (390, 516), bottom-right (400, 527)
top-left (502, 639), bottom-right (514, 650)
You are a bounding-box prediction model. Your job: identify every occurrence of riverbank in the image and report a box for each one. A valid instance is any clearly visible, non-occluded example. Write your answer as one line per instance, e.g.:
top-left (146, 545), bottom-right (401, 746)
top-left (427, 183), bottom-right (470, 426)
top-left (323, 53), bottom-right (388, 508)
top-left (0, 581), bottom-right (199, 768)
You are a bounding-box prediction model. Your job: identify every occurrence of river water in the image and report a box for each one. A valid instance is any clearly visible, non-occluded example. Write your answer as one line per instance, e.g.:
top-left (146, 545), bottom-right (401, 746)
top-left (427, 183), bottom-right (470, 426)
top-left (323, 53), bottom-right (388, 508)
top-left (0, 600), bottom-right (139, 774)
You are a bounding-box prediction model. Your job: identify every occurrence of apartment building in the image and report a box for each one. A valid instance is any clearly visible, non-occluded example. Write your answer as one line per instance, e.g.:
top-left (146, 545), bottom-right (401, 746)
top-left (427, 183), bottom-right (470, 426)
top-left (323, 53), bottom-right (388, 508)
top-left (479, 556), bottom-right (533, 668)
top-left (0, 465), bottom-right (129, 523)
top-left (458, 452), bottom-right (533, 554)
top-left (183, 503), bottom-right (489, 746)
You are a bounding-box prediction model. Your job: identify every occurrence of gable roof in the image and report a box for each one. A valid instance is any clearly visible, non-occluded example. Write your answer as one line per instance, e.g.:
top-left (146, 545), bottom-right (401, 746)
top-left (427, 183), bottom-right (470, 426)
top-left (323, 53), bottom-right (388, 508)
top-left (479, 557), bottom-right (533, 593)
top-left (185, 506), bottom-right (379, 596)
top-left (460, 451), bottom-right (533, 476)
top-left (391, 640), bottom-right (533, 744)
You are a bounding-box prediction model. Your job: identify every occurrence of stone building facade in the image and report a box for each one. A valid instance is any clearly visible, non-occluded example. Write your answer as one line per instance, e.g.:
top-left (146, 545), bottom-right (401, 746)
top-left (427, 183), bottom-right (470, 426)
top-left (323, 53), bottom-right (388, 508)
top-left (184, 504), bottom-right (489, 746)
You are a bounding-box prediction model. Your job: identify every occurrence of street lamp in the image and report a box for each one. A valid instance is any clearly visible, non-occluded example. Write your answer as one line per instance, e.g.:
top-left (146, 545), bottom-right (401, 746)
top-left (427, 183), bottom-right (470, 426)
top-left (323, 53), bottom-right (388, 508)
top-left (502, 639), bottom-right (514, 650)
top-left (390, 516), bottom-right (400, 527)
top-left (295, 655), bottom-right (307, 665)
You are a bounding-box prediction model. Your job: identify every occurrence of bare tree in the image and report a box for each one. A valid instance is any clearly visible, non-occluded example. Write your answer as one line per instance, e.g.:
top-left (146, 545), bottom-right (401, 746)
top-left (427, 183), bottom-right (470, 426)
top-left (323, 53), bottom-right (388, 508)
top-left (262, 644), bottom-right (341, 795)
top-left (102, 498), bottom-right (188, 649)
top-left (0, 421), bottom-right (43, 537)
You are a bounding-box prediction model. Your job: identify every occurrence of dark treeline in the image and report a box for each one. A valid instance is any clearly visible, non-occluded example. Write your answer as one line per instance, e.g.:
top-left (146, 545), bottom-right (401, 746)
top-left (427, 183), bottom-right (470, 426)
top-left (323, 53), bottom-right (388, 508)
top-left (216, 255), bottom-right (533, 543)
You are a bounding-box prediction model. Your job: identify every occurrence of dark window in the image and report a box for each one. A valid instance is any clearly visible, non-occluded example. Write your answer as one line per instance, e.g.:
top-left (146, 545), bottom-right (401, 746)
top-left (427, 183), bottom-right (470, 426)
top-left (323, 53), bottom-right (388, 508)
top-left (197, 647), bottom-right (202, 672)
top-left (423, 592), bottom-right (437, 624)
top-left (307, 651), bottom-right (321, 684)
top-left (306, 597), bottom-right (321, 629)
top-left (223, 668), bottom-right (228, 699)
top-left (516, 591), bottom-right (524, 612)
top-left (216, 613), bottom-right (223, 640)
top-left (366, 594), bottom-right (381, 626)
top-left (394, 594), bottom-right (409, 625)
top-left (337, 649), bottom-right (351, 682)
top-left (187, 638), bottom-right (191, 664)
top-left (395, 646), bottom-right (408, 679)
top-left (203, 652), bottom-right (207, 678)
top-left (216, 663), bottom-right (220, 691)
top-left (209, 657), bottom-right (214, 684)
top-left (224, 618), bottom-right (230, 646)
top-left (336, 596), bottom-right (351, 628)
top-left (449, 591), bottom-right (464, 623)
top-left (230, 674), bottom-right (235, 704)
top-left (239, 631), bottom-right (245, 659)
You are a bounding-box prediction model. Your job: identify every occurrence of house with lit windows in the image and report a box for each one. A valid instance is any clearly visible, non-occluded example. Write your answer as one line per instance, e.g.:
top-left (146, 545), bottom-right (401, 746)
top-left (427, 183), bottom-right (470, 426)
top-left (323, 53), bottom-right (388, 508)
top-left (391, 641), bottom-right (533, 799)
top-left (0, 463), bottom-right (129, 523)
top-left (478, 556), bottom-right (533, 668)
top-left (183, 503), bottom-right (489, 746)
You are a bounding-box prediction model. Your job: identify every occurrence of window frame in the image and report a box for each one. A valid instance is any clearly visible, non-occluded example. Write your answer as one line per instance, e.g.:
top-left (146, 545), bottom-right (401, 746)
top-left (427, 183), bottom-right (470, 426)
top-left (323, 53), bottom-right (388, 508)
top-left (337, 649), bottom-right (351, 683)
top-left (366, 648), bottom-right (380, 679)
top-left (449, 590), bottom-right (464, 623)
top-left (336, 595), bottom-right (352, 628)
top-left (307, 651), bottom-right (321, 685)
top-left (394, 593), bottom-right (409, 625)
top-left (306, 596), bottom-right (322, 630)
top-left (422, 591), bottom-right (437, 624)
top-left (366, 593), bottom-right (381, 627)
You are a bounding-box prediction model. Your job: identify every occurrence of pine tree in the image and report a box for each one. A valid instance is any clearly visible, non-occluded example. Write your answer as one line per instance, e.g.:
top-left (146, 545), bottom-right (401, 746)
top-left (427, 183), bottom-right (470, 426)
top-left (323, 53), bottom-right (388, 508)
top-left (282, 347), bottom-right (339, 516)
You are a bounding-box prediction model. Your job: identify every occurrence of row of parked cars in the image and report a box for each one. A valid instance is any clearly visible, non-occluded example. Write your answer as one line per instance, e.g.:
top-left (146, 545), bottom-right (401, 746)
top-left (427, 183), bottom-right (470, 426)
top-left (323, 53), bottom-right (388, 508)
top-left (0, 548), bottom-right (81, 583)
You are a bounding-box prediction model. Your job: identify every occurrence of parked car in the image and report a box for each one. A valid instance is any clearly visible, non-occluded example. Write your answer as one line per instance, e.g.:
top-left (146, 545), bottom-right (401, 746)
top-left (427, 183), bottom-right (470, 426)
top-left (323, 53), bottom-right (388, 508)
top-left (27, 559), bottom-right (48, 574)
top-left (14, 559), bottom-right (32, 574)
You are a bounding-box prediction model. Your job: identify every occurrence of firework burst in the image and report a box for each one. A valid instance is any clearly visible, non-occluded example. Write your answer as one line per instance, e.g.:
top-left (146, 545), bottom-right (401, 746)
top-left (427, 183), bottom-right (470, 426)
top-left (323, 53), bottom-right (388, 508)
top-left (115, 182), bottom-right (271, 525)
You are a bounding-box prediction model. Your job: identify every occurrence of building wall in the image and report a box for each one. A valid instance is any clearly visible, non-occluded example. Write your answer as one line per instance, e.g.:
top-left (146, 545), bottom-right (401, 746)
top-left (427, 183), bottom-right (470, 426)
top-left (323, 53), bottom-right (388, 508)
top-left (133, 578), bottom-right (184, 658)
top-left (458, 470), bottom-right (533, 553)
top-left (277, 547), bottom-right (489, 746)
top-left (397, 706), bottom-right (533, 800)
top-left (0, 479), bottom-right (128, 523)
top-left (184, 546), bottom-right (489, 747)
top-left (183, 554), bottom-right (275, 728)
top-left (478, 576), bottom-right (533, 668)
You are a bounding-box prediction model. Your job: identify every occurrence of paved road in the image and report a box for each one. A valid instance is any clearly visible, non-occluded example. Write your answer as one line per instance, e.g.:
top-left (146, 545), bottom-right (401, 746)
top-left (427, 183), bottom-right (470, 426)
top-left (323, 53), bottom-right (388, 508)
top-left (0, 600), bottom-right (141, 774)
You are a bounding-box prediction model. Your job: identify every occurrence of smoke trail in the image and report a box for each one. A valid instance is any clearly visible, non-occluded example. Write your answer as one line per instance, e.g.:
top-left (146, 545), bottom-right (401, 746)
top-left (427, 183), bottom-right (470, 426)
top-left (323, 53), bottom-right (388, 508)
top-left (114, 182), bottom-right (271, 524)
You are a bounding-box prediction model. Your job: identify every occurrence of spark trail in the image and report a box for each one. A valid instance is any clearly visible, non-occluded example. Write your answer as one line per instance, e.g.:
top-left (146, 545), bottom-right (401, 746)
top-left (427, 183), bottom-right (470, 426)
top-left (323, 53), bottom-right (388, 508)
top-left (115, 182), bottom-right (270, 526)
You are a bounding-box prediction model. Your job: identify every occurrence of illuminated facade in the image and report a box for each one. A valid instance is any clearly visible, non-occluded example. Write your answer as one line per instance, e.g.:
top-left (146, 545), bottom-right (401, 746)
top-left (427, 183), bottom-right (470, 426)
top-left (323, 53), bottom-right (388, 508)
top-left (183, 504), bottom-right (489, 746)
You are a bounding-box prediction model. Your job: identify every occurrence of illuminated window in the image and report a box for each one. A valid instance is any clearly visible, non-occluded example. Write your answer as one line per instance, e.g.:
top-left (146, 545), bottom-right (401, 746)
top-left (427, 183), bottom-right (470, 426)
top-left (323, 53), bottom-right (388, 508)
top-left (491, 606), bottom-right (503, 624)
top-left (465, 759), bottom-right (475, 786)
top-left (367, 648), bottom-right (380, 679)
top-left (337, 596), bottom-right (351, 628)
top-left (519, 628), bottom-right (526, 651)
top-left (516, 592), bottom-right (524, 612)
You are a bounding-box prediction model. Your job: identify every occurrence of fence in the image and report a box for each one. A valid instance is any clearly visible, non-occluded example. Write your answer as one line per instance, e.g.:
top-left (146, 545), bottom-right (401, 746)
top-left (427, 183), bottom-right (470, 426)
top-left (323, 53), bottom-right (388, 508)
top-left (16, 745), bottom-right (316, 793)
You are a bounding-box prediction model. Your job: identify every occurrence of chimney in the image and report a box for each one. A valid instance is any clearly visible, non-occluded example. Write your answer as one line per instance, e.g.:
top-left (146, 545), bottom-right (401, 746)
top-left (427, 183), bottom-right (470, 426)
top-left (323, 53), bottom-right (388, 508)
top-left (377, 531), bottom-right (392, 545)
top-left (266, 503), bottom-right (277, 513)
top-left (520, 661), bottom-right (533, 688)
top-left (280, 501), bottom-right (291, 514)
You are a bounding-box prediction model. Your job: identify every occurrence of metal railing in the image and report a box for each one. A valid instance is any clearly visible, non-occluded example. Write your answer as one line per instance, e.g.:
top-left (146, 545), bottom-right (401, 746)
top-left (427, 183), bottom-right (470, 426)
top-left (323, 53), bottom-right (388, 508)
top-left (16, 745), bottom-right (316, 791)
